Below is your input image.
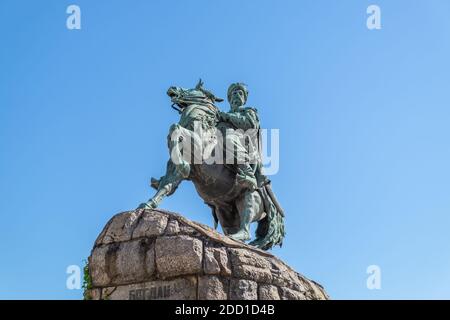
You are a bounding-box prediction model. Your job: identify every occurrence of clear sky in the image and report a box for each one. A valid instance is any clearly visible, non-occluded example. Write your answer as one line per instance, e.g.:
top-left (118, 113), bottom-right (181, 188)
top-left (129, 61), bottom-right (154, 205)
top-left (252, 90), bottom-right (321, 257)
top-left (1, 0), bottom-right (450, 299)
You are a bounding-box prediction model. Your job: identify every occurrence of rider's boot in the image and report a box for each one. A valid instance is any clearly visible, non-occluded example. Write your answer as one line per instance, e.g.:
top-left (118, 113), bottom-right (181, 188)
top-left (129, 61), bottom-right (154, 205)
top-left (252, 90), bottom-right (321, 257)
top-left (236, 163), bottom-right (257, 191)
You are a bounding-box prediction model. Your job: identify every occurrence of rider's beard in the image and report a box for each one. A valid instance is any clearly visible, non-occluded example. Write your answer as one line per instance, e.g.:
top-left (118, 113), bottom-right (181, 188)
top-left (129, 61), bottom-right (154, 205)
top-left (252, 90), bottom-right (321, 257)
top-left (231, 98), bottom-right (243, 111)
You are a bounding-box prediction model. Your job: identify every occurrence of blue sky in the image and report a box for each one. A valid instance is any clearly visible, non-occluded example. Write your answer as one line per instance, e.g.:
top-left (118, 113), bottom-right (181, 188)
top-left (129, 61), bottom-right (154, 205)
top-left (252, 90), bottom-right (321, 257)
top-left (1, 0), bottom-right (450, 299)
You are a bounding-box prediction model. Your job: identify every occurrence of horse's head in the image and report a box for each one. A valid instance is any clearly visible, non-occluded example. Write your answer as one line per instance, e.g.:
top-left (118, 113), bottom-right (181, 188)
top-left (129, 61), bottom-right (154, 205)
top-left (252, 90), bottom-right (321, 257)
top-left (167, 79), bottom-right (223, 112)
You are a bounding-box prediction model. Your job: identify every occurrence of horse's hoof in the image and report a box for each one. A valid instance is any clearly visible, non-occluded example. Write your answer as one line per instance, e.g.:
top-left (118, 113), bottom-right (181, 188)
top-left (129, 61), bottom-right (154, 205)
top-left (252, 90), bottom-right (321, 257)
top-left (137, 202), bottom-right (150, 209)
top-left (249, 238), bottom-right (269, 249)
top-left (228, 230), bottom-right (251, 242)
top-left (137, 201), bottom-right (157, 210)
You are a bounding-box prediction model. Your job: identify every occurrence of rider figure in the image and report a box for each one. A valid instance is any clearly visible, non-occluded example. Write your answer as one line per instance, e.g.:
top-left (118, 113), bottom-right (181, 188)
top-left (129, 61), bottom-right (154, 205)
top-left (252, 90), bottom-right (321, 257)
top-left (218, 83), bottom-right (272, 241)
top-left (219, 83), bottom-right (260, 191)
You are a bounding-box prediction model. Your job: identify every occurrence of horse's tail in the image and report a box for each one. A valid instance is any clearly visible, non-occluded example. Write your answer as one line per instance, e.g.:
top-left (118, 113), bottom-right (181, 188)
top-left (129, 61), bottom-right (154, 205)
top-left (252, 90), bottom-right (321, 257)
top-left (250, 185), bottom-right (285, 250)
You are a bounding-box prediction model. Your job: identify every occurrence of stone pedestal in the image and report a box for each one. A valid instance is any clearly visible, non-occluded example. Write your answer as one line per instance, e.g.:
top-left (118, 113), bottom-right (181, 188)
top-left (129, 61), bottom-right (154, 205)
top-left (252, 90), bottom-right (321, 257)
top-left (86, 209), bottom-right (328, 300)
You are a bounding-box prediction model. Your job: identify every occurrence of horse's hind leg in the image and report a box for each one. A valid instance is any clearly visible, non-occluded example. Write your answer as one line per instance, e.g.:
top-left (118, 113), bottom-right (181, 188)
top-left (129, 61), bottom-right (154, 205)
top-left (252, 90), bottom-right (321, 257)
top-left (214, 205), bottom-right (240, 236)
top-left (229, 190), bottom-right (264, 242)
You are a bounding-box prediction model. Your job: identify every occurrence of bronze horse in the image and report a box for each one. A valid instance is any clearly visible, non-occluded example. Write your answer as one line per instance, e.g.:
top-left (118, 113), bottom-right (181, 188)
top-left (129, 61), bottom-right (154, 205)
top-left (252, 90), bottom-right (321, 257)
top-left (139, 81), bottom-right (284, 250)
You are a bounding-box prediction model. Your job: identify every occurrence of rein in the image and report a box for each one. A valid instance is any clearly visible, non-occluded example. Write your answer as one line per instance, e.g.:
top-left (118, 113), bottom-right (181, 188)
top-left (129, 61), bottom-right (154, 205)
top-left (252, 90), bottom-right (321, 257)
top-left (171, 103), bottom-right (183, 114)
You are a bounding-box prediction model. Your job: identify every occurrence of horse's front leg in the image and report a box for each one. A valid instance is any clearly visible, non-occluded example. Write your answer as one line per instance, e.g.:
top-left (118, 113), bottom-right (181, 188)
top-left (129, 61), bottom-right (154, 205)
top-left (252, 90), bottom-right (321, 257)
top-left (137, 158), bottom-right (184, 210)
top-left (138, 182), bottom-right (174, 209)
top-left (138, 123), bottom-right (192, 210)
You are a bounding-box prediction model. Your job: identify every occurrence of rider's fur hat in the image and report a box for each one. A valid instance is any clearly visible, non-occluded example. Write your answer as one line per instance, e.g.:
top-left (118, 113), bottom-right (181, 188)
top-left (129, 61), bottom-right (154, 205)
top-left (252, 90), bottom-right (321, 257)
top-left (227, 83), bottom-right (249, 103)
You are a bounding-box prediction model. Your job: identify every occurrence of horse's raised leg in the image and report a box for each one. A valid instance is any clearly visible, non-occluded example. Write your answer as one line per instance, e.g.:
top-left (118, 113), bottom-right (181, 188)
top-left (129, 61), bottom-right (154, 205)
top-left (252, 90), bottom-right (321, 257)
top-left (140, 182), bottom-right (173, 209)
top-left (138, 159), bottom-right (185, 209)
top-left (138, 123), bottom-right (195, 210)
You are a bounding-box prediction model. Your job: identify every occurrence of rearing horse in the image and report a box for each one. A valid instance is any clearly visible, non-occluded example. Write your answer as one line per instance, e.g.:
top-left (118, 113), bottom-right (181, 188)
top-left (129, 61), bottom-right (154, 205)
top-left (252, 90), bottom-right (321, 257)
top-left (139, 81), bottom-right (284, 250)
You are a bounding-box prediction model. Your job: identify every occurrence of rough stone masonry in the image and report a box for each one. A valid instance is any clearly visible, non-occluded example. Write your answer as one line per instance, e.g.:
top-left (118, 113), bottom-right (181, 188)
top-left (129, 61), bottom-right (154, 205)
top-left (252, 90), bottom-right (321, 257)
top-left (86, 209), bottom-right (329, 300)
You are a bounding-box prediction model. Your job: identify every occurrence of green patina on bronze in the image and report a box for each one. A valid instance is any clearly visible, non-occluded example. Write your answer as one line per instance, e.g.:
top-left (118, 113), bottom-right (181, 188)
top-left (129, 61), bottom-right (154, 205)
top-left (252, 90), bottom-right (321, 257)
top-left (138, 80), bottom-right (285, 250)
